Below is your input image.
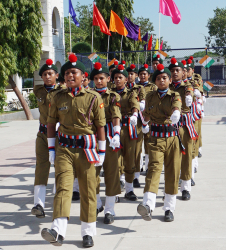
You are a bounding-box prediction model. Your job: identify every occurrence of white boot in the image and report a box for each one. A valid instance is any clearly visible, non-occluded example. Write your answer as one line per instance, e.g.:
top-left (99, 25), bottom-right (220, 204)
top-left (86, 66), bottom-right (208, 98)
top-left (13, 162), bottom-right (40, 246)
top-left (81, 221), bottom-right (96, 237)
top-left (104, 196), bottom-right (115, 216)
top-left (163, 194), bottom-right (176, 213)
top-left (143, 192), bottom-right (156, 211)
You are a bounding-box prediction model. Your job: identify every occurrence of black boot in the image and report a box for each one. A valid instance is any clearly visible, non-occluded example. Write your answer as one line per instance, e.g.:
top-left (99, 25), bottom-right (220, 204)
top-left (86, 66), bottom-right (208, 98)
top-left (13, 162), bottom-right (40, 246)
top-left (96, 206), bottom-right (104, 216)
top-left (133, 178), bottom-right (140, 188)
top-left (83, 235), bottom-right (94, 248)
top-left (182, 190), bottom-right (191, 200)
top-left (125, 191), bottom-right (138, 201)
top-left (191, 178), bottom-right (196, 186)
top-left (41, 228), bottom-right (64, 246)
top-left (104, 213), bottom-right (114, 224)
top-left (164, 210), bottom-right (174, 222)
top-left (137, 203), bottom-right (152, 221)
top-left (31, 204), bottom-right (45, 218)
top-left (115, 196), bottom-right (120, 203)
top-left (72, 191), bottom-right (80, 201)
top-left (198, 152), bottom-right (202, 158)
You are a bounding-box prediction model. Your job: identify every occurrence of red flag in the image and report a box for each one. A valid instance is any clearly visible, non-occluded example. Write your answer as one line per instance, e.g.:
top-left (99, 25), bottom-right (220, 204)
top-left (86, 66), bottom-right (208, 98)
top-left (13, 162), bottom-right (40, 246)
top-left (93, 3), bottom-right (111, 36)
top-left (147, 35), bottom-right (152, 50)
top-left (160, 40), bottom-right (163, 50)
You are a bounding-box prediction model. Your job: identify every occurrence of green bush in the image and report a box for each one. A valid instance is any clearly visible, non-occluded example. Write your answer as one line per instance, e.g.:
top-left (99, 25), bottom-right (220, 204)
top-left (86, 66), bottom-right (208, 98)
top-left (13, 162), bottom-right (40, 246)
top-left (0, 87), bottom-right (6, 113)
top-left (72, 42), bottom-right (91, 54)
top-left (28, 92), bottom-right (38, 109)
top-left (23, 80), bottom-right (33, 88)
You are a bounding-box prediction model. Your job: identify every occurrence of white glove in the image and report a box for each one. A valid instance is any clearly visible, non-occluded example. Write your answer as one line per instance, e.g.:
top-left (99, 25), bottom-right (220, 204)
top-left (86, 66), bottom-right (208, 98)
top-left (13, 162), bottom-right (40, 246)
top-left (185, 95), bottom-right (192, 107)
top-left (203, 94), bottom-right (206, 103)
top-left (56, 122), bottom-right (60, 131)
top-left (201, 111), bottom-right (205, 118)
top-left (130, 112), bottom-right (138, 126)
top-left (95, 140), bottom-right (106, 167)
top-left (140, 100), bottom-right (145, 112)
top-left (197, 103), bottom-right (202, 112)
top-left (48, 138), bottom-right (56, 164)
top-left (170, 110), bottom-right (180, 125)
top-left (111, 134), bottom-right (120, 148)
top-left (142, 124), bottom-right (149, 134)
top-left (194, 89), bottom-right (201, 98)
top-left (197, 98), bottom-right (203, 105)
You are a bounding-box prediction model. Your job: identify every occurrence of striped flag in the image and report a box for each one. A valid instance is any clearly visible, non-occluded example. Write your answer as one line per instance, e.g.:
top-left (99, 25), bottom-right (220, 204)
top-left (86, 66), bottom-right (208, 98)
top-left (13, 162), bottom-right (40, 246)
top-left (108, 58), bottom-right (117, 66)
top-left (156, 50), bottom-right (168, 60)
top-left (203, 81), bottom-right (214, 92)
top-left (88, 53), bottom-right (100, 64)
top-left (199, 55), bottom-right (215, 68)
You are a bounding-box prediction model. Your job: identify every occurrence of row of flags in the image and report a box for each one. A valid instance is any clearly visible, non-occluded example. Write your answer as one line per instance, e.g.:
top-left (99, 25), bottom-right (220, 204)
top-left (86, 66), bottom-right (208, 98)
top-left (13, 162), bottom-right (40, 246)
top-left (69, 0), bottom-right (182, 51)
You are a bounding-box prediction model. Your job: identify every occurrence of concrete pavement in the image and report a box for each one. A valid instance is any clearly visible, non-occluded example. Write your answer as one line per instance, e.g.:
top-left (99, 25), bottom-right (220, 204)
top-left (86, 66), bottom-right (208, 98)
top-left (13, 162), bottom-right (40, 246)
top-left (0, 117), bottom-right (226, 250)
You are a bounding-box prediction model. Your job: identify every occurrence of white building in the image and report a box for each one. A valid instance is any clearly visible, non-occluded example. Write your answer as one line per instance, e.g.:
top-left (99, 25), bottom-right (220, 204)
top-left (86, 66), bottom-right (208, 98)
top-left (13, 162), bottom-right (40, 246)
top-left (34, 0), bottom-right (65, 85)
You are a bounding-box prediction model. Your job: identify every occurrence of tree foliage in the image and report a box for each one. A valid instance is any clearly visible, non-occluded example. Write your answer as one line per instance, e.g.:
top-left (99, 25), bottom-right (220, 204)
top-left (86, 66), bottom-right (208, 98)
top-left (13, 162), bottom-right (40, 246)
top-left (0, 0), bottom-right (44, 113)
top-left (72, 42), bottom-right (91, 54)
top-left (206, 7), bottom-right (226, 56)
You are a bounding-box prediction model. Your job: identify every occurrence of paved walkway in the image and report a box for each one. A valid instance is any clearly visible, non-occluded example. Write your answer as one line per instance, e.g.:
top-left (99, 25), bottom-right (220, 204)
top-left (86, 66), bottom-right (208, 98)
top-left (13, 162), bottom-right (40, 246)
top-left (0, 117), bottom-right (226, 250)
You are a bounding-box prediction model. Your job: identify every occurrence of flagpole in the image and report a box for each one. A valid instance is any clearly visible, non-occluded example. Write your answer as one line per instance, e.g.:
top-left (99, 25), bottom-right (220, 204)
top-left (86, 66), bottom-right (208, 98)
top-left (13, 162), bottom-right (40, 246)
top-left (107, 35), bottom-right (110, 65)
top-left (120, 35), bottom-right (123, 62)
top-left (69, 13), bottom-right (72, 52)
top-left (92, 26), bottom-right (94, 53)
top-left (159, 12), bottom-right (161, 50)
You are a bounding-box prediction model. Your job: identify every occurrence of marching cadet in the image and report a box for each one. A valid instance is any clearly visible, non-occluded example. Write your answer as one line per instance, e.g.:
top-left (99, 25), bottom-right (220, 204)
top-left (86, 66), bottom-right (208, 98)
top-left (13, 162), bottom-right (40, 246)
top-left (31, 59), bottom-right (59, 219)
top-left (108, 61), bottom-right (119, 89)
top-left (152, 54), bottom-right (163, 71)
top-left (41, 54), bottom-right (106, 248)
top-left (111, 64), bottom-right (140, 201)
top-left (83, 71), bottom-right (91, 89)
top-left (126, 64), bottom-right (146, 187)
top-left (90, 62), bottom-right (121, 224)
top-left (169, 58), bottom-right (196, 200)
top-left (137, 64), bottom-right (158, 174)
top-left (137, 64), bottom-right (182, 222)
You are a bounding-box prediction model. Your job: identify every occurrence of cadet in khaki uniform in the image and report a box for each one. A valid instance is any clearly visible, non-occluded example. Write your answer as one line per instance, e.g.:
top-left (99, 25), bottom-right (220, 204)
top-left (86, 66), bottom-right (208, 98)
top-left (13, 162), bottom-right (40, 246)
top-left (41, 54), bottom-right (106, 248)
top-left (126, 64), bottom-right (146, 188)
top-left (111, 65), bottom-right (140, 201)
top-left (137, 64), bottom-right (182, 222)
top-left (150, 54), bottom-right (164, 82)
top-left (90, 62), bottom-right (121, 224)
top-left (137, 64), bottom-right (158, 173)
top-left (83, 71), bottom-right (91, 89)
top-left (169, 58), bottom-right (195, 201)
top-left (31, 59), bottom-right (59, 219)
top-left (107, 61), bottom-right (119, 89)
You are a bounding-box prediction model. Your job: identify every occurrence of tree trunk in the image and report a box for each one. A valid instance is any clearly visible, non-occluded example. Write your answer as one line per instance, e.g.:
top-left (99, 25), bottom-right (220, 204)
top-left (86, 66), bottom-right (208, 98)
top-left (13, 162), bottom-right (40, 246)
top-left (8, 76), bottom-right (34, 120)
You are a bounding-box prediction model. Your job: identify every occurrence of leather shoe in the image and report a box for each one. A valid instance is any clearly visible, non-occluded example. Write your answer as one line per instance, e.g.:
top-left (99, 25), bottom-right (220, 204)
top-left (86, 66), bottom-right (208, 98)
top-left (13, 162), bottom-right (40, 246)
top-left (96, 205), bottom-right (104, 216)
top-left (83, 235), bottom-right (94, 248)
top-left (191, 178), bottom-right (196, 186)
top-left (133, 178), bottom-right (140, 188)
top-left (72, 191), bottom-right (80, 201)
top-left (164, 210), bottom-right (174, 222)
top-left (182, 190), bottom-right (191, 200)
top-left (41, 228), bottom-right (63, 246)
top-left (31, 204), bottom-right (45, 218)
top-left (120, 180), bottom-right (125, 191)
top-left (137, 203), bottom-right (152, 221)
top-left (198, 152), bottom-right (202, 158)
top-left (115, 196), bottom-right (120, 203)
top-left (104, 213), bottom-right (114, 224)
top-left (125, 191), bottom-right (138, 201)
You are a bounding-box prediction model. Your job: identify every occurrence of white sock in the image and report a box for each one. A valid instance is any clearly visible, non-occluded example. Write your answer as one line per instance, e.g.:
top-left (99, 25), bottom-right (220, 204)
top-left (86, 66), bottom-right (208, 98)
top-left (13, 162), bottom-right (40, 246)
top-left (195, 156), bottom-right (198, 172)
top-left (140, 153), bottom-right (143, 169)
top-left (180, 179), bottom-right (191, 192)
top-left (134, 172), bottom-right (140, 180)
top-left (120, 174), bottom-right (125, 183)
top-left (192, 159), bottom-right (195, 180)
top-left (51, 217), bottom-right (68, 239)
top-left (34, 185), bottom-right (46, 208)
top-left (96, 194), bottom-right (102, 209)
top-left (81, 221), bottom-right (96, 237)
top-left (125, 181), bottom-right (133, 193)
top-left (143, 192), bottom-right (156, 211)
top-left (199, 147), bottom-right (202, 153)
top-left (73, 178), bottom-right (79, 192)
top-left (145, 154), bottom-right (149, 171)
top-left (104, 196), bottom-right (115, 216)
top-left (163, 194), bottom-right (176, 213)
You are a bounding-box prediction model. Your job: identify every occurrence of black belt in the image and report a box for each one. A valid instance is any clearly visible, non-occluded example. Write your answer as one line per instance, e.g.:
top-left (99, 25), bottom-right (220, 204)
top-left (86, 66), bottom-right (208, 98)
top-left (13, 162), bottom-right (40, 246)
top-left (151, 125), bottom-right (177, 133)
top-left (39, 125), bottom-right (47, 134)
top-left (59, 135), bottom-right (85, 148)
top-left (122, 117), bottom-right (129, 124)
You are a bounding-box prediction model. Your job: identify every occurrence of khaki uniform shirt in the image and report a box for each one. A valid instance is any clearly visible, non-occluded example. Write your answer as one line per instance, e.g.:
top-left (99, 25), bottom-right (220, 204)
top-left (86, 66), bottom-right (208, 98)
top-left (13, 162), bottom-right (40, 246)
top-left (130, 84), bottom-right (146, 102)
top-left (111, 87), bottom-right (140, 117)
top-left (107, 81), bottom-right (116, 90)
top-left (47, 87), bottom-right (106, 135)
top-left (137, 82), bottom-right (157, 95)
top-left (34, 84), bottom-right (61, 125)
top-left (169, 81), bottom-right (193, 114)
top-left (94, 88), bottom-right (121, 123)
top-left (143, 89), bottom-right (182, 124)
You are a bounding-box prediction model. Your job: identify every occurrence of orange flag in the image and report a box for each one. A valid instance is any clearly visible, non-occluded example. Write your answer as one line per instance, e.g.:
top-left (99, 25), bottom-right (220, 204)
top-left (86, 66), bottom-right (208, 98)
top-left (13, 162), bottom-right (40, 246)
top-left (138, 28), bottom-right (142, 42)
top-left (109, 10), bottom-right (128, 37)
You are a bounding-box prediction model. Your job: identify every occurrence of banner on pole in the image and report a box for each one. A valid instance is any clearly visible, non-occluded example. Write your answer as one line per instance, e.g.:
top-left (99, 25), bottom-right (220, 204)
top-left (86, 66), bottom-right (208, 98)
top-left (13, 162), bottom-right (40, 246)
top-left (88, 53), bottom-right (100, 64)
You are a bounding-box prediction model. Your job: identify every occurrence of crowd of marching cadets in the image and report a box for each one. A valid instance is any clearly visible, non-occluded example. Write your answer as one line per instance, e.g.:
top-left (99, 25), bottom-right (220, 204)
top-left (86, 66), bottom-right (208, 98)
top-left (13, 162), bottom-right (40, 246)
top-left (31, 53), bottom-right (205, 247)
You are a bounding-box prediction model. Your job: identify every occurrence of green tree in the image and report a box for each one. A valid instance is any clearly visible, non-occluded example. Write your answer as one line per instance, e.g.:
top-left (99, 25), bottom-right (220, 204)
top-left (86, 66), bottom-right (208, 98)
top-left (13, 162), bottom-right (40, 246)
top-left (206, 7), bottom-right (226, 56)
top-left (72, 42), bottom-right (92, 54)
top-left (0, 1), bottom-right (44, 118)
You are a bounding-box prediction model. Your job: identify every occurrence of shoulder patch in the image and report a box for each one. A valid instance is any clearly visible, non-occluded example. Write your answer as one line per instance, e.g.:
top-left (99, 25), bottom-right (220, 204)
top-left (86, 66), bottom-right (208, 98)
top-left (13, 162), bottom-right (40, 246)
top-left (100, 103), bottom-right (104, 109)
top-left (115, 102), bottom-right (121, 108)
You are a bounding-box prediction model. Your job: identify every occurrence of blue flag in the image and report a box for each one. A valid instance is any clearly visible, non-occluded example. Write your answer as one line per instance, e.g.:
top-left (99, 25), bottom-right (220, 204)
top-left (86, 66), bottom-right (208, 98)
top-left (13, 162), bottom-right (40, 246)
top-left (142, 32), bottom-right (148, 51)
top-left (69, 0), bottom-right (79, 27)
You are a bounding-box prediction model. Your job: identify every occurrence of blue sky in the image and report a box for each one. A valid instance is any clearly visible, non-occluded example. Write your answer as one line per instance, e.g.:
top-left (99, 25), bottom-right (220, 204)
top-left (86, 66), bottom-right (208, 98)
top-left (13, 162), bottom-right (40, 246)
top-left (64, 0), bottom-right (225, 50)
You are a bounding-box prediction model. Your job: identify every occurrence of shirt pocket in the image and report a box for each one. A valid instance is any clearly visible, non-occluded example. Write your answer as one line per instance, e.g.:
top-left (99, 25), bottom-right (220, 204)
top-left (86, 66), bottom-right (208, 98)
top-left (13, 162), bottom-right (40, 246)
top-left (77, 107), bottom-right (91, 126)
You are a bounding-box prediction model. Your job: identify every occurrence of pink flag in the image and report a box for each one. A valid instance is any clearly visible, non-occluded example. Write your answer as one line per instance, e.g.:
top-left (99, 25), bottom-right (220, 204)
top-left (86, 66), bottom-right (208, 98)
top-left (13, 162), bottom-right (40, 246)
top-left (159, 0), bottom-right (181, 24)
top-left (160, 40), bottom-right (163, 50)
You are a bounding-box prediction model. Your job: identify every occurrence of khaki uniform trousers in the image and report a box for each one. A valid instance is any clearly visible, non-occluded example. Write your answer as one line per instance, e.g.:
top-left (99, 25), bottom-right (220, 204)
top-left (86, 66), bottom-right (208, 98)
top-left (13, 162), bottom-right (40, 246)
top-left (179, 126), bottom-right (193, 181)
top-left (35, 132), bottom-right (50, 186)
top-left (145, 136), bottom-right (181, 194)
top-left (144, 133), bottom-right (150, 154)
top-left (53, 145), bottom-right (96, 223)
top-left (135, 119), bottom-right (143, 172)
top-left (119, 126), bottom-right (137, 183)
top-left (96, 140), bottom-right (121, 196)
